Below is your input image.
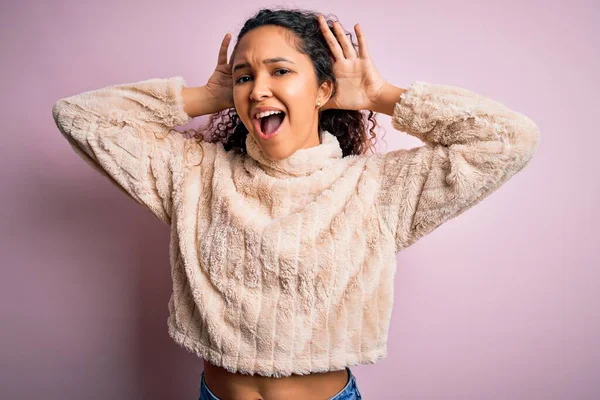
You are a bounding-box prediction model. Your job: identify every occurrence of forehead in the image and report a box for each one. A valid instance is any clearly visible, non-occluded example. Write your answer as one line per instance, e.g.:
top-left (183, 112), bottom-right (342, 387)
top-left (233, 25), bottom-right (301, 61)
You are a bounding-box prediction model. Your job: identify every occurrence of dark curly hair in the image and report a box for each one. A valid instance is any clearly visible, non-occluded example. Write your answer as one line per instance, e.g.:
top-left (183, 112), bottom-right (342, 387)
top-left (187, 7), bottom-right (385, 157)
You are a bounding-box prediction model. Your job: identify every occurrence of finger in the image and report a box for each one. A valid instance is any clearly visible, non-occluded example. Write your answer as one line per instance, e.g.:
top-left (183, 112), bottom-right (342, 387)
top-left (318, 15), bottom-right (344, 61)
top-left (218, 33), bottom-right (231, 66)
top-left (333, 21), bottom-right (357, 59)
top-left (355, 24), bottom-right (371, 59)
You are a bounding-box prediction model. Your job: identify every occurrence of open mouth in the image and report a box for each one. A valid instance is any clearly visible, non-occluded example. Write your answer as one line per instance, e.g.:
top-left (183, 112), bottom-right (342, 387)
top-left (253, 111), bottom-right (286, 140)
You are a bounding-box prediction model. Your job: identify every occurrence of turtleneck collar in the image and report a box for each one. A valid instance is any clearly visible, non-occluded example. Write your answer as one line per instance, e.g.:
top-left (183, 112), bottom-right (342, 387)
top-left (244, 130), bottom-right (343, 178)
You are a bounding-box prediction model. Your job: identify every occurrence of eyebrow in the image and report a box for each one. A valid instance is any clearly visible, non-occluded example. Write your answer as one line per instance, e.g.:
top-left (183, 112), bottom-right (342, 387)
top-left (232, 57), bottom-right (295, 73)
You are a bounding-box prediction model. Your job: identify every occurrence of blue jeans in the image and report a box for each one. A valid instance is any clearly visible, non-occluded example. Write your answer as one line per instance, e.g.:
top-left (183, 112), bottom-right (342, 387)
top-left (199, 367), bottom-right (362, 399)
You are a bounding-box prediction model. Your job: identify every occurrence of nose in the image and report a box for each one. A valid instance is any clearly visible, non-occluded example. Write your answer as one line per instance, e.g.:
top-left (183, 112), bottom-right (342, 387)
top-left (249, 75), bottom-right (272, 102)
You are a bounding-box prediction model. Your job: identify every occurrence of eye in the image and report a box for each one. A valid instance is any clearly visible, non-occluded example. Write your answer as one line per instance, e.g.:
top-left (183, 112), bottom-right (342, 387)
top-left (234, 68), bottom-right (291, 84)
top-left (235, 76), bottom-right (251, 84)
top-left (274, 68), bottom-right (291, 76)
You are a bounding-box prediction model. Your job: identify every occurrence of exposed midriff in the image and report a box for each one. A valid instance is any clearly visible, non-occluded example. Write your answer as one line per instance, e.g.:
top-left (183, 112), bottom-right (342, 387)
top-left (203, 360), bottom-right (350, 400)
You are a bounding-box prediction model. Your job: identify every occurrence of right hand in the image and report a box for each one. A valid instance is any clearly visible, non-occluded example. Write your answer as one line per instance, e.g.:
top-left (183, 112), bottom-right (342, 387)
top-left (204, 33), bottom-right (234, 111)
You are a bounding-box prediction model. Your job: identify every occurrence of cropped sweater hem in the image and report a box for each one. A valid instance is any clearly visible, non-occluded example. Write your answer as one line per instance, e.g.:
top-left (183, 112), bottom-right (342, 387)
top-left (167, 318), bottom-right (388, 378)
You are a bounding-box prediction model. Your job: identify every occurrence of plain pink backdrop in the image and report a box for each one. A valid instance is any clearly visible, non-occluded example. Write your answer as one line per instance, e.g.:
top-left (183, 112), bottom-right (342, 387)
top-left (2, 0), bottom-right (598, 398)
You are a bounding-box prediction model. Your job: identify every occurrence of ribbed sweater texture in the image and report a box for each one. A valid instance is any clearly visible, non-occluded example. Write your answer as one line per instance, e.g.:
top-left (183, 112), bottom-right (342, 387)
top-left (52, 76), bottom-right (540, 377)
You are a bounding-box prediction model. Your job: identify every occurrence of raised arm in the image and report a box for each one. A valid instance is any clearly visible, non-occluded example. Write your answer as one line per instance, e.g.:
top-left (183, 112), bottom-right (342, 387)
top-left (52, 76), bottom-right (215, 225)
top-left (372, 81), bottom-right (541, 252)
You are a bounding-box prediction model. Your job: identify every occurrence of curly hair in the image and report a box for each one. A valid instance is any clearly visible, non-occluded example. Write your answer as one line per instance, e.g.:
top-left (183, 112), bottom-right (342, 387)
top-left (185, 7), bottom-right (385, 158)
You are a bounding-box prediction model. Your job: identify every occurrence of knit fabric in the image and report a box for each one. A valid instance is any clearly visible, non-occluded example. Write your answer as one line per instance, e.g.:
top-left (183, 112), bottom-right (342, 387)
top-left (52, 76), bottom-right (540, 377)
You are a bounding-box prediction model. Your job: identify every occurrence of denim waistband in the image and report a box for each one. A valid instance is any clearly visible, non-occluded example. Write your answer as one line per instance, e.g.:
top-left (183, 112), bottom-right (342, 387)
top-left (199, 367), bottom-right (362, 400)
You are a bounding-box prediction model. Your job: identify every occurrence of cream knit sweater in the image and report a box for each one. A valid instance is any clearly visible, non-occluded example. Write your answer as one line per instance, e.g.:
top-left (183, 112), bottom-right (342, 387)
top-left (52, 76), bottom-right (540, 378)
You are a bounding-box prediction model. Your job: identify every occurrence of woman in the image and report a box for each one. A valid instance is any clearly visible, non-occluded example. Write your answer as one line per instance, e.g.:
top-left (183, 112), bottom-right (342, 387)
top-left (52, 7), bottom-right (540, 400)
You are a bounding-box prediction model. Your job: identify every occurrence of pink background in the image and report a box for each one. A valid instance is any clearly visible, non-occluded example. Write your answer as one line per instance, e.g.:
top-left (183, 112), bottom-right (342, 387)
top-left (2, 0), bottom-right (598, 398)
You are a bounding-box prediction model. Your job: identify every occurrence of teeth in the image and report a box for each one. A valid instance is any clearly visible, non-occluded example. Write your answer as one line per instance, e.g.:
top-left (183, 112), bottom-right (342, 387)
top-left (255, 110), bottom-right (284, 119)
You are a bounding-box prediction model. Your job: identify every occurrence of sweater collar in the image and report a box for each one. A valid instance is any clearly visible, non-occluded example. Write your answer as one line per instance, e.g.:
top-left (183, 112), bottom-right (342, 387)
top-left (244, 130), bottom-right (343, 178)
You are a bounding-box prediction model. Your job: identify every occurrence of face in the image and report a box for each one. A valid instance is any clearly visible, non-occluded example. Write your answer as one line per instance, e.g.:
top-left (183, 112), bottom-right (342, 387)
top-left (232, 25), bottom-right (333, 161)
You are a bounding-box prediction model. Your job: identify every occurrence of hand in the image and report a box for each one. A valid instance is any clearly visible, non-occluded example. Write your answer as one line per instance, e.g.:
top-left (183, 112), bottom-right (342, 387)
top-left (317, 15), bottom-right (387, 112)
top-left (204, 33), bottom-right (234, 111)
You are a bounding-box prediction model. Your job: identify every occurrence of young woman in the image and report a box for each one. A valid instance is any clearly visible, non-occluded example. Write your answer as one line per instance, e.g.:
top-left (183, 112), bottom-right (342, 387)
top-left (52, 7), bottom-right (540, 400)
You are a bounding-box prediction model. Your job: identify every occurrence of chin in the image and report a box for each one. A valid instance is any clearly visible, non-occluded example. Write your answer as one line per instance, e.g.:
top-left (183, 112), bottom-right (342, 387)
top-left (264, 150), bottom-right (290, 161)
top-left (251, 135), bottom-right (292, 160)
top-left (261, 144), bottom-right (295, 161)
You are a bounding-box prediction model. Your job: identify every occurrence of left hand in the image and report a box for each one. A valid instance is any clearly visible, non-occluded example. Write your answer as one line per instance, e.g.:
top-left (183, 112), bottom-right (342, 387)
top-left (317, 15), bottom-right (387, 112)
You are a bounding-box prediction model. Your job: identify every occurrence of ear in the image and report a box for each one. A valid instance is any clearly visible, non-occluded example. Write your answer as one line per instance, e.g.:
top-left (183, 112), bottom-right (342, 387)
top-left (317, 80), bottom-right (334, 105)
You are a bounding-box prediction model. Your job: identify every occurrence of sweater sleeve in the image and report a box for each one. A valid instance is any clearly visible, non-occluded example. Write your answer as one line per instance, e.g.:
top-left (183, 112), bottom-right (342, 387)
top-left (52, 76), bottom-right (207, 225)
top-left (374, 81), bottom-right (541, 252)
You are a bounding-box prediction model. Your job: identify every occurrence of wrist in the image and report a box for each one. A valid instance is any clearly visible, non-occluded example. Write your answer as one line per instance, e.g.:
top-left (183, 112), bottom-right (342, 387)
top-left (371, 82), bottom-right (407, 117)
top-left (183, 86), bottom-right (228, 118)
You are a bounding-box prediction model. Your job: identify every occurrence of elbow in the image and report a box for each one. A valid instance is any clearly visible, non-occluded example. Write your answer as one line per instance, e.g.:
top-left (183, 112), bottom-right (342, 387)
top-left (52, 99), bottom-right (70, 130)
top-left (511, 120), bottom-right (541, 170)
top-left (52, 100), bottom-right (66, 133)
top-left (52, 99), bottom-right (80, 137)
top-left (522, 118), bottom-right (541, 161)
top-left (52, 100), bottom-right (60, 121)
